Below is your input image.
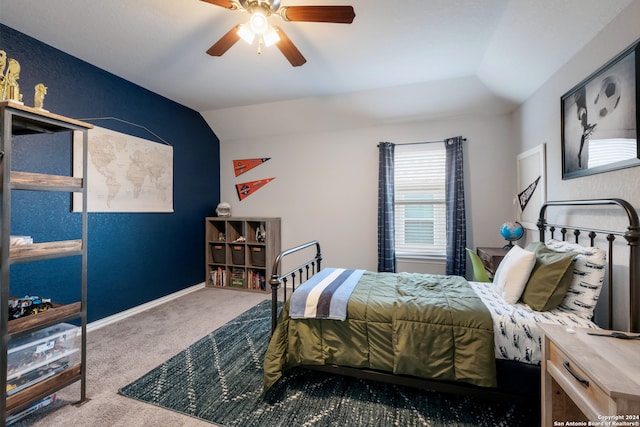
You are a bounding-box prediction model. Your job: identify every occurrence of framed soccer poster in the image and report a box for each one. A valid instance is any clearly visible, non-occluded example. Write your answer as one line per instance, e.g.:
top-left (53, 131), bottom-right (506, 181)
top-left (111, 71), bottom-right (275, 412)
top-left (561, 39), bottom-right (640, 179)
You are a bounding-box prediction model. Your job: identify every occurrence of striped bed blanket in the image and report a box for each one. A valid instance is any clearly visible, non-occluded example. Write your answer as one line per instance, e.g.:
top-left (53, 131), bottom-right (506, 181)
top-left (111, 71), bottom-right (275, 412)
top-left (289, 268), bottom-right (365, 320)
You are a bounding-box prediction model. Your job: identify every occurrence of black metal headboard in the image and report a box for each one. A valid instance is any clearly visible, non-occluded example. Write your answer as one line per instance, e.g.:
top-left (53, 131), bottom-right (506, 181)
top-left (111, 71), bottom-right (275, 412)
top-left (537, 198), bottom-right (640, 333)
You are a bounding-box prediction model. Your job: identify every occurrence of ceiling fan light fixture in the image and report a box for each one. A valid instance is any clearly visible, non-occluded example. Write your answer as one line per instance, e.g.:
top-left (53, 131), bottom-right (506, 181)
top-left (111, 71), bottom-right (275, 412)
top-left (203, 0), bottom-right (355, 66)
top-left (263, 26), bottom-right (280, 47)
top-left (249, 11), bottom-right (269, 34)
top-left (237, 23), bottom-right (255, 44)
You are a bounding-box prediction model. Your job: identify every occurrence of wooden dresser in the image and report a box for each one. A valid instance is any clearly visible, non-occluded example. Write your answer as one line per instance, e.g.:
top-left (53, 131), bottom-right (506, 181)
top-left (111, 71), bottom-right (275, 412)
top-left (540, 323), bottom-right (640, 426)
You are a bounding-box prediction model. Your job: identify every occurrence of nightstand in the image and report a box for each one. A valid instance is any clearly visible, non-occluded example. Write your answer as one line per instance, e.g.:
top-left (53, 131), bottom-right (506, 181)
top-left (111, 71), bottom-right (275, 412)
top-left (476, 247), bottom-right (509, 279)
top-left (540, 323), bottom-right (640, 425)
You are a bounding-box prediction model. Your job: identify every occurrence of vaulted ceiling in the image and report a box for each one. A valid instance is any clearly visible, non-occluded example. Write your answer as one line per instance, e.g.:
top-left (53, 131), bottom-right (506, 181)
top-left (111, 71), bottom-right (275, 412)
top-left (0, 0), bottom-right (634, 139)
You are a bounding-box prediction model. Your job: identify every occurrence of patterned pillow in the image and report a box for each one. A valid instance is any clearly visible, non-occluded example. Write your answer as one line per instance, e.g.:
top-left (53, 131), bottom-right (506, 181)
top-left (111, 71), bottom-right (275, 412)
top-left (545, 239), bottom-right (606, 319)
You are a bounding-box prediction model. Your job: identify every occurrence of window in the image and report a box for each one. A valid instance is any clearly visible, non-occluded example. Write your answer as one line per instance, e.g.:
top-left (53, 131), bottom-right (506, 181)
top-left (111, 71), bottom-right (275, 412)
top-left (588, 138), bottom-right (637, 168)
top-left (394, 143), bottom-right (446, 257)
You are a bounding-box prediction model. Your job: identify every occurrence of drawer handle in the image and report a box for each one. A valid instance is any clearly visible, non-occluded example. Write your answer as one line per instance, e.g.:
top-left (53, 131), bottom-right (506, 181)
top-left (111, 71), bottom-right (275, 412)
top-left (563, 361), bottom-right (589, 387)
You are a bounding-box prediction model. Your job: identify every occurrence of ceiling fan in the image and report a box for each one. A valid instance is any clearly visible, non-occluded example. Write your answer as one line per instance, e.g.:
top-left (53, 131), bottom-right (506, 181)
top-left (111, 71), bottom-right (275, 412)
top-left (202, 0), bottom-right (356, 67)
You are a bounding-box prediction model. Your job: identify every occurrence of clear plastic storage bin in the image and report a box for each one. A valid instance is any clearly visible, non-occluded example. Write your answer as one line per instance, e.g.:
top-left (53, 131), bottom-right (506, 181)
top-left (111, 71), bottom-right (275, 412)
top-left (6, 323), bottom-right (80, 396)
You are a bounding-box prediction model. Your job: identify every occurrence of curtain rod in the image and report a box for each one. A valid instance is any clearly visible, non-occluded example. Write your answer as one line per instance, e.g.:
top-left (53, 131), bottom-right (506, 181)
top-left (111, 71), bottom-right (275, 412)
top-left (377, 137), bottom-right (467, 147)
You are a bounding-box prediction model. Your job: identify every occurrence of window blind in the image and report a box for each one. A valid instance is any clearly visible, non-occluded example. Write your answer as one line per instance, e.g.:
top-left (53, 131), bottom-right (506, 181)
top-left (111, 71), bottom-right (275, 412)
top-left (394, 143), bottom-right (446, 257)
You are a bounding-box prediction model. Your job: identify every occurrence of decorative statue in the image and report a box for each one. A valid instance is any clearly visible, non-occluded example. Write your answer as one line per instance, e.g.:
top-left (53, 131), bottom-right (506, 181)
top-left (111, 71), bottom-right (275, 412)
top-left (34, 83), bottom-right (48, 110)
top-left (4, 58), bottom-right (22, 102)
top-left (1, 51), bottom-right (48, 108)
top-left (0, 50), bottom-right (6, 100)
top-left (0, 50), bottom-right (6, 78)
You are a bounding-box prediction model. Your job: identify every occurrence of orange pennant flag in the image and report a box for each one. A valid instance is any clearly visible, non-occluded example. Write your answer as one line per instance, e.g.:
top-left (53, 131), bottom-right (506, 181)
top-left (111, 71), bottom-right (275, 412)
top-left (236, 178), bottom-right (275, 201)
top-left (233, 158), bottom-right (270, 177)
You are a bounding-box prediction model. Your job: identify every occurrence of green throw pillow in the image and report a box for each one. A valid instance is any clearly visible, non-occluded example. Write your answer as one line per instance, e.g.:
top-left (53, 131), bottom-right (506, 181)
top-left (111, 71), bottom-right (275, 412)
top-left (521, 242), bottom-right (577, 311)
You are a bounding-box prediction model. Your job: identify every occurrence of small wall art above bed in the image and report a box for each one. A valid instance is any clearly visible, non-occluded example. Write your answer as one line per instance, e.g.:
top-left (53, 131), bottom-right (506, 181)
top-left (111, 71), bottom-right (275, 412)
top-left (517, 143), bottom-right (546, 229)
top-left (561, 38), bottom-right (640, 179)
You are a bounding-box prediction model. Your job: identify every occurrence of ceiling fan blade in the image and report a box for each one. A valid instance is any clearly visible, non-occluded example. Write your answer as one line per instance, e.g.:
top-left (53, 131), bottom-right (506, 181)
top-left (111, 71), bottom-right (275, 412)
top-left (206, 26), bottom-right (241, 56)
top-left (280, 6), bottom-right (355, 23)
top-left (201, 0), bottom-right (236, 9)
top-left (274, 27), bottom-right (306, 67)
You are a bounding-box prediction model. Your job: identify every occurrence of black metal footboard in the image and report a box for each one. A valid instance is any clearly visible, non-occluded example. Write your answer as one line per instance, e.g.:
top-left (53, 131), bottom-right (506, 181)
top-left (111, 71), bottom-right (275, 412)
top-left (269, 241), bottom-right (322, 333)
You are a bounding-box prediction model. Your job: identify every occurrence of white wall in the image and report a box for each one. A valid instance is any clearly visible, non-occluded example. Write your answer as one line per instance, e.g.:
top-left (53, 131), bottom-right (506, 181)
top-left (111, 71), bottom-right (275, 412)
top-left (219, 110), bottom-right (515, 275)
top-left (514, 0), bottom-right (640, 330)
top-left (515, 1), bottom-right (640, 206)
top-left (211, 1), bottom-right (640, 327)
top-left (215, 0), bottom-right (640, 328)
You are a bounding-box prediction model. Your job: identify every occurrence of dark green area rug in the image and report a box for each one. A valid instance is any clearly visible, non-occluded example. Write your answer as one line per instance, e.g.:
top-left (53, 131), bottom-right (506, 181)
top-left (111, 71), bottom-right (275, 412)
top-left (119, 300), bottom-right (539, 426)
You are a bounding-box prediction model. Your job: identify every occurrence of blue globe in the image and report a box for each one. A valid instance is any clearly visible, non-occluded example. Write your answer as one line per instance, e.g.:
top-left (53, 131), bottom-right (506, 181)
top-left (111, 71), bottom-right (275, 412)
top-left (500, 221), bottom-right (524, 242)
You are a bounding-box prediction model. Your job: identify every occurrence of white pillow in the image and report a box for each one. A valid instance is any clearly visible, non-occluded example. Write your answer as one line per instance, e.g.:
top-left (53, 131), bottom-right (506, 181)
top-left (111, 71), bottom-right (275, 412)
top-left (493, 245), bottom-right (537, 304)
top-left (545, 239), bottom-right (606, 319)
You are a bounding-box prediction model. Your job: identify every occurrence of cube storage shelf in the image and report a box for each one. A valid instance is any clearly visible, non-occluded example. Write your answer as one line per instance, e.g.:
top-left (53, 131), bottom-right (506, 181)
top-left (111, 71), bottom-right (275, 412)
top-left (205, 217), bottom-right (280, 292)
top-left (0, 101), bottom-right (91, 425)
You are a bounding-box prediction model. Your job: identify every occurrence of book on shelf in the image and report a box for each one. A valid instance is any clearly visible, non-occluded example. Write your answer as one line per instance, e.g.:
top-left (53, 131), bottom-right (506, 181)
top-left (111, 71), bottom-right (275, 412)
top-left (248, 270), bottom-right (267, 290)
top-left (209, 267), bottom-right (227, 287)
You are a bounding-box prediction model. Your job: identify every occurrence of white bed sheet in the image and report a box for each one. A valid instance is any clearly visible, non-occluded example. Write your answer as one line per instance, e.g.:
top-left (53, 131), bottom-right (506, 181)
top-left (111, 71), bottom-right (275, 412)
top-left (469, 281), bottom-right (599, 365)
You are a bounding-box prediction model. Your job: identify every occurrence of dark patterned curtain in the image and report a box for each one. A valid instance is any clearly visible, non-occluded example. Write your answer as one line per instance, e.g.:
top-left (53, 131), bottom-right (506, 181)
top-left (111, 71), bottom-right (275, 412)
top-left (445, 136), bottom-right (466, 276)
top-left (377, 142), bottom-right (396, 272)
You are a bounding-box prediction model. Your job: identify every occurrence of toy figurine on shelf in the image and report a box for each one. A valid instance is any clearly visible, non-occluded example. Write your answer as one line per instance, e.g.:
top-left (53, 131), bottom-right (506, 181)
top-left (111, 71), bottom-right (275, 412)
top-left (256, 223), bottom-right (266, 242)
top-left (34, 83), bottom-right (48, 110)
top-left (8, 296), bottom-right (53, 320)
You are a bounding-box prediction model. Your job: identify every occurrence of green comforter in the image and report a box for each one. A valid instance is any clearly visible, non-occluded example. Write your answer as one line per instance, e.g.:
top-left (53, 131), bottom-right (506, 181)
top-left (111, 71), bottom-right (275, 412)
top-left (264, 271), bottom-right (496, 393)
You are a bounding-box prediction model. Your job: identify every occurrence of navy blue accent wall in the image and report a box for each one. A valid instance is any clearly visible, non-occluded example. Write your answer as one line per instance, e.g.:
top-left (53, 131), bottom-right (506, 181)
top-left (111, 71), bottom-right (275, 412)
top-left (1, 25), bottom-right (220, 322)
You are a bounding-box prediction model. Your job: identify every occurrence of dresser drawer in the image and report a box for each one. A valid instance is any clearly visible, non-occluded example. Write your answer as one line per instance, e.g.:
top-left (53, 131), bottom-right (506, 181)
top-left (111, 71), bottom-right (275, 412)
top-left (548, 341), bottom-right (610, 418)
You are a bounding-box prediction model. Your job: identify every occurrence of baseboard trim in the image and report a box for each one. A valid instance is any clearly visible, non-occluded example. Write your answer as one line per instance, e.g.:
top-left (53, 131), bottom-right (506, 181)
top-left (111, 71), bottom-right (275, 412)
top-left (87, 282), bottom-right (206, 333)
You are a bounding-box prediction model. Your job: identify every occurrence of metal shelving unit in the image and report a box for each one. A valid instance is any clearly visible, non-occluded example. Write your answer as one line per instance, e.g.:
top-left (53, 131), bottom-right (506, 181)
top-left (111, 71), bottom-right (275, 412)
top-left (0, 100), bottom-right (92, 425)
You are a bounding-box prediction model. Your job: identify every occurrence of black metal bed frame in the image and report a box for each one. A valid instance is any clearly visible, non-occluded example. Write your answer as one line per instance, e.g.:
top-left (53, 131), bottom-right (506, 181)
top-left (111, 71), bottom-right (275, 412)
top-left (267, 198), bottom-right (640, 400)
top-left (269, 240), bottom-right (322, 333)
top-left (537, 199), bottom-right (640, 332)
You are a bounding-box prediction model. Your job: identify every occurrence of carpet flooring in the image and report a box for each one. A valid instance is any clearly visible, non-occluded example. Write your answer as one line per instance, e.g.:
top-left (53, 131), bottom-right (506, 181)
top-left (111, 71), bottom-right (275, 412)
top-left (119, 300), bottom-right (540, 426)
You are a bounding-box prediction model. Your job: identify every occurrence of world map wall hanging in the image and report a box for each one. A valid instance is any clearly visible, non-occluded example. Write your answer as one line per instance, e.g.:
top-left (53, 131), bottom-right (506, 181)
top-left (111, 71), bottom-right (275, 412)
top-left (73, 126), bottom-right (173, 212)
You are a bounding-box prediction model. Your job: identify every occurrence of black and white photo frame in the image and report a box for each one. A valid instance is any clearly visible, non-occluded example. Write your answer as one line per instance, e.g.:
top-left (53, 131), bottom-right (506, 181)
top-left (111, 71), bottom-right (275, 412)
top-left (561, 39), bottom-right (640, 179)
